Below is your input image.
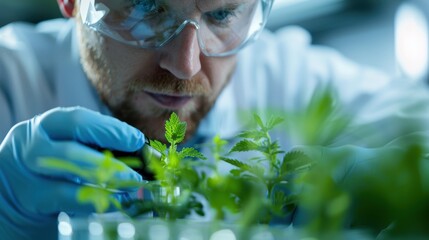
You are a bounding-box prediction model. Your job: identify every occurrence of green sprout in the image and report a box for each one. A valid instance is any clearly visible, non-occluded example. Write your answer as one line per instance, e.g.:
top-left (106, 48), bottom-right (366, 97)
top-left (142, 112), bottom-right (207, 219)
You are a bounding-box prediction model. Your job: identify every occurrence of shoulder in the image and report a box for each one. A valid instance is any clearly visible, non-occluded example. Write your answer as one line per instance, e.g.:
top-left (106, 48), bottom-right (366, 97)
top-left (0, 19), bottom-right (69, 135)
top-left (0, 19), bottom-right (69, 78)
top-left (0, 19), bottom-right (68, 51)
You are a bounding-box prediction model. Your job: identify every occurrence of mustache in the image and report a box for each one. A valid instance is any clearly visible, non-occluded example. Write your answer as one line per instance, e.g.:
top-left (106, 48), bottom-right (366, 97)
top-left (127, 70), bottom-right (211, 96)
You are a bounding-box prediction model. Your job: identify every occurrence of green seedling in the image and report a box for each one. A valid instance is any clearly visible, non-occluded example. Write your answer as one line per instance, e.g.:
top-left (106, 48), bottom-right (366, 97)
top-left (141, 112), bottom-right (207, 219)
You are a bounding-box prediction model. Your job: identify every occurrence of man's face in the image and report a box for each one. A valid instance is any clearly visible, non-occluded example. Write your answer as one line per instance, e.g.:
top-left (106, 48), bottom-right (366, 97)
top-left (75, 0), bottom-right (238, 142)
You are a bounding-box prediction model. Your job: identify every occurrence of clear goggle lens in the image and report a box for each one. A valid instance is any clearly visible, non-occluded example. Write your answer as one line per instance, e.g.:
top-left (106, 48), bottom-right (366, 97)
top-left (79, 0), bottom-right (273, 57)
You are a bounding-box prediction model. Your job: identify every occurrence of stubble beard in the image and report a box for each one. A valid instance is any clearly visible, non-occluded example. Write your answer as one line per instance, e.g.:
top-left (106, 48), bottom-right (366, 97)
top-left (78, 25), bottom-right (233, 143)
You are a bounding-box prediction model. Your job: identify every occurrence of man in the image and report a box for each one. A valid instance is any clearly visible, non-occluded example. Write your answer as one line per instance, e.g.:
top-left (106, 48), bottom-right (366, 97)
top-left (1, 0), bottom-right (429, 239)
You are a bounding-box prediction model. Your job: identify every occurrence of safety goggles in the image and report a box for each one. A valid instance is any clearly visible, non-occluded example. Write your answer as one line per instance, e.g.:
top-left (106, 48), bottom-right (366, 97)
top-left (79, 0), bottom-right (274, 57)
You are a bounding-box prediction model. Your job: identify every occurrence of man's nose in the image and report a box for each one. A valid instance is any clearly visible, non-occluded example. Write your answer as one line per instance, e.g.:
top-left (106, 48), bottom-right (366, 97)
top-left (159, 24), bottom-right (202, 80)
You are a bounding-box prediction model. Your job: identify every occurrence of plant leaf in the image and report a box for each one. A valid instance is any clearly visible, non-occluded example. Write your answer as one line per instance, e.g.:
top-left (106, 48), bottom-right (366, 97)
top-left (221, 157), bottom-right (251, 170)
top-left (165, 112), bottom-right (187, 144)
top-left (237, 130), bottom-right (266, 141)
top-left (230, 139), bottom-right (260, 153)
top-left (253, 113), bottom-right (266, 130)
top-left (281, 150), bottom-right (313, 175)
top-left (221, 157), bottom-right (265, 177)
top-left (77, 186), bottom-right (113, 213)
top-left (150, 140), bottom-right (167, 154)
top-left (179, 147), bottom-right (207, 160)
top-left (266, 116), bottom-right (284, 130)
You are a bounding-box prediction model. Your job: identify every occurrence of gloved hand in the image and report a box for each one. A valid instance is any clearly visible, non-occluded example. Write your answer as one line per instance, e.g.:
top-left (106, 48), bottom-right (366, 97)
top-left (0, 106), bottom-right (145, 239)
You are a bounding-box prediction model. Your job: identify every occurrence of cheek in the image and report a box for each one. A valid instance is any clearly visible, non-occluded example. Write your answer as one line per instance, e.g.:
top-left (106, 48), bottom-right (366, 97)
top-left (204, 57), bottom-right (237, 94)
top-left (103, 38), bottom-right (159, 78)
top-left (95, 40), bottom-right (159, 101)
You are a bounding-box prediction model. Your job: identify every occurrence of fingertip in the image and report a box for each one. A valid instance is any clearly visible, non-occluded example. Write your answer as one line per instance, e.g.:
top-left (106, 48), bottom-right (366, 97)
top-left (133, 130), bottom-right (145, 149)
top-left (129, 169), bottom-right (143, 183)
top-left (113, 169), bottom-right (143, 183)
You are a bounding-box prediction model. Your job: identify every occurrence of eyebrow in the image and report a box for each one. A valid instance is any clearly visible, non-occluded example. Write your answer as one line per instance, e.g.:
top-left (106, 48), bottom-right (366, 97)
top-left (196, 0), bottom-right (250, 12)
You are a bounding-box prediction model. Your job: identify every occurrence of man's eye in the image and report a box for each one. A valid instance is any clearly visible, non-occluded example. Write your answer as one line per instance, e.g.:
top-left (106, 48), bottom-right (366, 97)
top-left (206, 9), bottom-right (236, 25)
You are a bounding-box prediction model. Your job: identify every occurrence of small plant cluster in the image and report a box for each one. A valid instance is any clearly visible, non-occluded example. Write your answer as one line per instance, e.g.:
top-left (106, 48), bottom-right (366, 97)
top-left (39, 111), bottom-right (313, 225)
top-left (125, 113), bottom-right (207, 219)
top-left (126, 112), bottom-right (313, 225)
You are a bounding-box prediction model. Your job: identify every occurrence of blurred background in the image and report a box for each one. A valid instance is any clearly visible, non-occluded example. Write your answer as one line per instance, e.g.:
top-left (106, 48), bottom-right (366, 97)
top-left (0, 0), bottom-right (428, 82)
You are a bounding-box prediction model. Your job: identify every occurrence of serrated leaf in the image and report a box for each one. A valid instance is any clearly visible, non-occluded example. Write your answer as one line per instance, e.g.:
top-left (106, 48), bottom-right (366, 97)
top-left (266, 116), bottom-right (284, 130)
top-left (237, 130), bottom-right (266, 141)
top-left (253, 113), bottom-right (265, 130)
top-left (281, 150), bottom-right (313, 175)
top-left (230, 139), bottom-right (260, 153)
top-left (221, 157), bottom-right (251, 169)
top-left (150, 140), bottom-right (167, 154)
top-left (165, 112), bottom-right (187, 144)
top-left (221, 157), bottom-right (265, 177)
top-left (179, 147), bottom-right (207, 160)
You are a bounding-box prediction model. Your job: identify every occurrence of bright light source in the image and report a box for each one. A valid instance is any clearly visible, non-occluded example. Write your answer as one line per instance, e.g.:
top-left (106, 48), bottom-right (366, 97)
top-left (117, 222), bottom-right (136, 239)
top-left (58, 222), bottom-right (73, 236)
top-left (89, 222), bottom-right (103, 236)
top-left (209, 229), bottom-right (236, 240)
top-left (395, 3), bottom-right (429, 81)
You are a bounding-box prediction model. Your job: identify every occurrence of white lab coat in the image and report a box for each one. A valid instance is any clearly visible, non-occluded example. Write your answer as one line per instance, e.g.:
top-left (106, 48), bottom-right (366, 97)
top-left (1, 18), bottom-right (428, 148)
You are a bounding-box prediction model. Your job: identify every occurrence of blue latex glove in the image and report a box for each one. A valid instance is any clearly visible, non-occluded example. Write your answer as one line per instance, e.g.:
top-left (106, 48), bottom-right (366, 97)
top-left (0, 107), bottom-right (145, 239)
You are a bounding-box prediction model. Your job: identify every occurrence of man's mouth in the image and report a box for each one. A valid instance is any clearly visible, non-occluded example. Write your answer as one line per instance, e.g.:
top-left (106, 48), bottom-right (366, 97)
top-left (146, 91), bottom-right (192, 109)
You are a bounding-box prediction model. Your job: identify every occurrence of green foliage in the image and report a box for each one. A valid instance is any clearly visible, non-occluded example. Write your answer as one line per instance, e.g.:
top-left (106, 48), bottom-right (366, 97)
top-left (230, 139), bottom-right (260, 152)
top-left (77, 186), bottom-right (121, 213)
top-left (144, 112), bottom-right (207, 219)
top-left (165, 112), bottom-right (187, 145)
top-left (41, 87), bottom-right (429, 239)
top-left (281, 150), bottom-right (312, 174)
top-left (294, 155), bottom-right (351, 235)
top-left (217, 114), bottom-right (313, 224)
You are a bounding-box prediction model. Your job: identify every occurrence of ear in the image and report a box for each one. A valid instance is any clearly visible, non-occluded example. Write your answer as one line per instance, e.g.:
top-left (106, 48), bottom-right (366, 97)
top-left (57, 0), bottom-right (75, 18)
